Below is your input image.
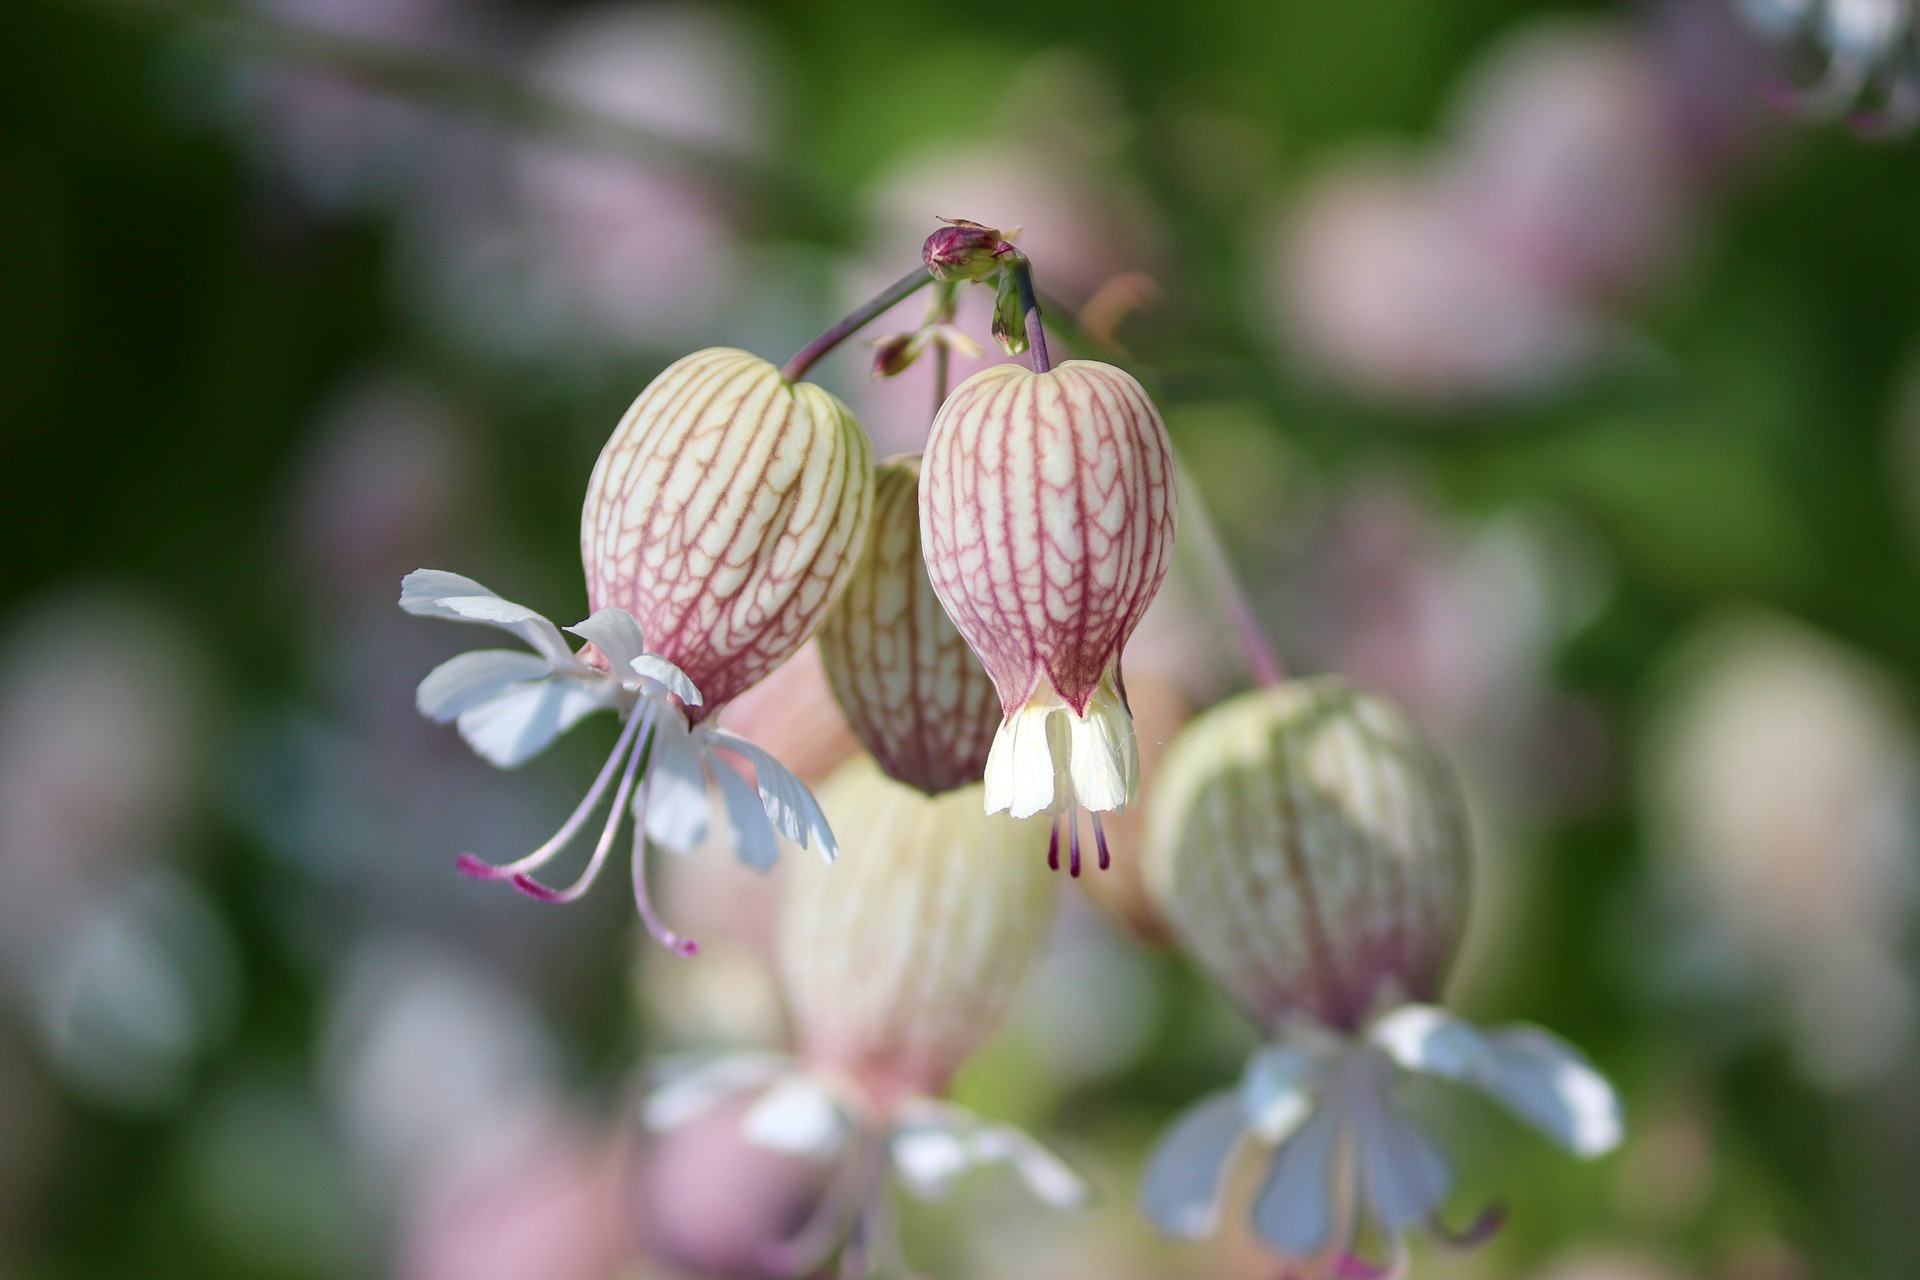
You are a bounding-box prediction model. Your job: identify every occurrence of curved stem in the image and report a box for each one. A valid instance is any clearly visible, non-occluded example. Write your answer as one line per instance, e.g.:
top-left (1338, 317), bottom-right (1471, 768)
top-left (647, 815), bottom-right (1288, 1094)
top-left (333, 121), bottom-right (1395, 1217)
top-left (1176, 451), bottom-right (1286, 688)
top-left (1001, 251), bottom-right (1052, 374)
top-left (783, 267), bottom-right (935, 384)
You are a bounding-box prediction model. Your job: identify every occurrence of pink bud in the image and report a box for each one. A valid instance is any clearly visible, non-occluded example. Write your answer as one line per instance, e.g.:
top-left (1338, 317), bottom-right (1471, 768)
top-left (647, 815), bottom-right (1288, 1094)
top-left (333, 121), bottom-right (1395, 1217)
top-left (815, 457), bottom-right (1000, 795)
top-left (581, 348), bottom-right (875, 719)
top-left (1144, 678), bottom-right (1472, 1031)
top-left (920, 360), bottom-right (1177, 824)
top-left (922, 217), bottom-right (1005, 282)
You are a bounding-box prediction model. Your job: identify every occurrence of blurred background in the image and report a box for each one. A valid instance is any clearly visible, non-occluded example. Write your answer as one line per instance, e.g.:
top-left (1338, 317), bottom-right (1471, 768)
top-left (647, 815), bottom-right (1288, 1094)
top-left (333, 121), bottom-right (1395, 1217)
top-left (2, 0), bottom-right (1918, 1276)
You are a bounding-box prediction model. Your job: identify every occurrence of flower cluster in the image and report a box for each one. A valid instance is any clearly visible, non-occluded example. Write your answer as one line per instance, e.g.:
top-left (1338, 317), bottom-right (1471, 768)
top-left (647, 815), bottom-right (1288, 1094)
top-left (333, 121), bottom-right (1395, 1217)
top-left (398, 221), bottom-right (1621, 1278)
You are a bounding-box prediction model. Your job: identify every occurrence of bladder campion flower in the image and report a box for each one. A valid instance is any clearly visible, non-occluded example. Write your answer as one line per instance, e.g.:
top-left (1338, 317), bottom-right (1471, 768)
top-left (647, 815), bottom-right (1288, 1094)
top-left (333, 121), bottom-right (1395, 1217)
top-left (403, 347), bottom-right (873, 954)
top-left (816, 456), bottom-right (1001, 796)
top-left (1138, 678), bottom-right (1621, 1277)
top-left (919, 358), bottom-right (1176, 874)
top-left (645, 755), bottom-right (1082, 1276)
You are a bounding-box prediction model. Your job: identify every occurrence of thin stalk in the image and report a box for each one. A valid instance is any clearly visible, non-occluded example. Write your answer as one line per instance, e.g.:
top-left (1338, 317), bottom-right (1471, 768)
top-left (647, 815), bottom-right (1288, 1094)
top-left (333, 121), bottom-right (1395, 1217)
top-left (1001, 251), bottom-right (1052, 373)
top-left (930, 282), bottom-right (957, 421)
top-left (1176, 464), bottom-right (1285, 687)
top-left (783, 267), bottom-right (934, 384)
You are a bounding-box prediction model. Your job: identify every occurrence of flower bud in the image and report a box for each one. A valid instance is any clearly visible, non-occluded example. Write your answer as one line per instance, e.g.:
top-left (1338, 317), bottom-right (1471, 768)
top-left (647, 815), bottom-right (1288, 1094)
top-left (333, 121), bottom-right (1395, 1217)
top-left (920, 360), bottom-right (1177, 828)
top-left (1144, 678), bottom-right (1471, 1031)
top-left (869, 332), bottom-right (921, 378)
top-left (922, 218), bottom-right (1005, 282)
top-left (779, 756), bottom-right (1055, 1107)
top-left (815, 457), bottom-right (1001, 795)
top-left (581, 348), bottom-right (875, 720)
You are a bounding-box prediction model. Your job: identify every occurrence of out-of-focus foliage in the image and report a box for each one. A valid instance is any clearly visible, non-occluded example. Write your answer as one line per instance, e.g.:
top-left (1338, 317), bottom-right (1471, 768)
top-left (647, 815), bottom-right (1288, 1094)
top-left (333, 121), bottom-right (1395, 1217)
top-left (3, 0), bottom-right (1920, 1277)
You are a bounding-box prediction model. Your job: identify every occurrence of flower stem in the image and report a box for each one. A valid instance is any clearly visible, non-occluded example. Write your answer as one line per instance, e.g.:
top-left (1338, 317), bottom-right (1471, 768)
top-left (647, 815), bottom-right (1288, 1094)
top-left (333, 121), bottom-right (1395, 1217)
top-left (1000, 250), bottom-right (1052, 374)
top-left (783, 267), bottom-right (935, 384)
top-left (1176, 447), bottom-right (1286, 688)
top-left (930, 282), bottom-right (957, 421)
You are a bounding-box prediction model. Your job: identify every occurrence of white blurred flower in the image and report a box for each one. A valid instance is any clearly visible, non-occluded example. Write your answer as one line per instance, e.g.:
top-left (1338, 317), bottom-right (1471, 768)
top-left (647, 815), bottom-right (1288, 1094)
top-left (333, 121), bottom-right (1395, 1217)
top-left (1142, 1006), bottom-right (1620, 1275)
top-left (1644, 612), bottom-right (1920, 1088)
top-left (0, 590), bottom-right (232, 1110)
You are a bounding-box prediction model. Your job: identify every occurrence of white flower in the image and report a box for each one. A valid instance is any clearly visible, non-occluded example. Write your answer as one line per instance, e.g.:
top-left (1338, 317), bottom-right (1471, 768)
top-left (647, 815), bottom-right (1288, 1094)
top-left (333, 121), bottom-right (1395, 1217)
top-left (1140, 1003), bottom-right (1621, 1275)
top-left (646, 1051), bottom-right (1090, 1275)
top-left (401, 569), bottom-right (836, 953)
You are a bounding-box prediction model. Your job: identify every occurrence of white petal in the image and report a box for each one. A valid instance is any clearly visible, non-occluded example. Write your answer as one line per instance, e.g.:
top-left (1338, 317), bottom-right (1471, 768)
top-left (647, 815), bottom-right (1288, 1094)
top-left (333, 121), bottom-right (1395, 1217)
top-left (454, 679), bottom-right (607, 768)
top-left (710, 753), bottom-right (781, 872)
top-left (891, 1102), bottom-right (1091, 1210)
top-left (1066, 680), bottom-right (1136, 813)
top-left (632, 654), bottom-right (703, 707)
top-left (1351, 1083), bottom-right (1452, 1231)
top-left (1369, 1005), bottom-right (1495, 1082)
top-left (1250, 1099), bottom-right (1343, 1257)
top-left (400, 570), bottom-right (574, 666)
top-left (642, 719), bottom-right (711, 852)
top-left (1372, 1006), bottom-right (1623, 1159)
top-left (566, 607), bottom-right (649, 677)
top-left (1242, 1044), bottom-right (1323, 1145)
top-left (970, 1123), bottom-right (1092, 1210)
top-left (416, 650), bottom-right (553, 723)
top-left (400, 568), bottom-right (497, 611)
top-left (890, 1121), bottom-right (974, 1202)
top-left (983, 702), bottom-right (1059, 819)
top-left (741, 1075), bottom-right (852, 1161)
top-left (709, 732), bottom-right (836, 860)
top-left (1139, 1089), bottom-right (1245, 1238)
top-left (643, 1052), bottom-right (789, 1131)
top-left (1478, 1027), bottom-right (1624, 1158)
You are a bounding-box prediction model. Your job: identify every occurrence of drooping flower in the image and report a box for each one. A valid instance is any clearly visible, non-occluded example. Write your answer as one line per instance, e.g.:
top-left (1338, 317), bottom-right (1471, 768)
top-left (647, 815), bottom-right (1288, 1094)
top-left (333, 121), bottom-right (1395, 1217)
top-left (581, 347), bottom-right (875, 718)
top-left (402, 572), bottom-right (833, 954)
top-left (816, 456), bottom-right (1001, 796)
top-left (919, 359), bottom-right (1176, 873)
top-left (1139, 678), bottom-right (1621, 1276)
top-left (403, 348), bottom-right (872, 953)
top-left (644, 756), bottom-right (1084, 1276)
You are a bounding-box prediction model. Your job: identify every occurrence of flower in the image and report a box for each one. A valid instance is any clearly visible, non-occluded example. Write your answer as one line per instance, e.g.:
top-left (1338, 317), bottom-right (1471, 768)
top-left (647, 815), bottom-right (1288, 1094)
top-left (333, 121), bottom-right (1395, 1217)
top-left (644, 756), bottom-right (1082, 1276)
top-left (1739, 0), bottom-right (1920, 129)
top-left (919, 359), bottom-right (1177, 871)
top-left (815, 456), bottom-right (1001, 795)
top-left (580, 347), bottom-right (875, 719)
top-left (401, 570), bottom-right (834, 955)
top-left (1139, 678), bottom-right (1621, 1275)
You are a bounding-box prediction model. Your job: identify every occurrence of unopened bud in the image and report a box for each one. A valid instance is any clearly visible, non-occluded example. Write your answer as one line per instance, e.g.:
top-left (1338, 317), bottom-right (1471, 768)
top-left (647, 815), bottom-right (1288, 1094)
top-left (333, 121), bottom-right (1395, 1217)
top-left (581, 348), bottom-right (875, 718)
top-left (780, 756), bottom-right (1055, 1106)
top-left (1144, 678), bottom-right (1471, 1031)
top-left (922, 218), bottom-right (1005, 283)
top-left (990, 272), bottom-right (1028, 356)
top-left (817, 457), bottom-right (1000, 795)
top-left (870, 332), bottom-right (922, 378)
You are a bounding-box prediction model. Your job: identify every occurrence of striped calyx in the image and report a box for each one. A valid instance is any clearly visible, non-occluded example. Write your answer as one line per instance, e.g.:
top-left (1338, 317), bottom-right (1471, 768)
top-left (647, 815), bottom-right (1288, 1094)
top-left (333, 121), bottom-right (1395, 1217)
top-left (1144, 678), bottom-right (1471, 1032)
top-left (780, 756), bottom-right (1056, 1109)
top-left (920, 360), bottom-right (1177, 822)
top-left (581, 348), bottom-right (875, 721)
top-left (816, 457), bottom-right (1001, 795)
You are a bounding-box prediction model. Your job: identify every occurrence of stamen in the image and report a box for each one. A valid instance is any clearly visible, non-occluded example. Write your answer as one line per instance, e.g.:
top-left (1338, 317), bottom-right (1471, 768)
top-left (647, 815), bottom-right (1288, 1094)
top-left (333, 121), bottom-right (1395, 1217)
top-left (1068, 809), bottom-right (1082, 878)
top-left (511, 713), bottom-right (652, 904)
top-left (1046, 813), bottom-right (1060, 872)
top-left (455, 711), bottom-right (642, 882)
top-left (630, 760), bottom-right (698, 957)
top-left (1091, 810), bottom-right (1112, 871)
